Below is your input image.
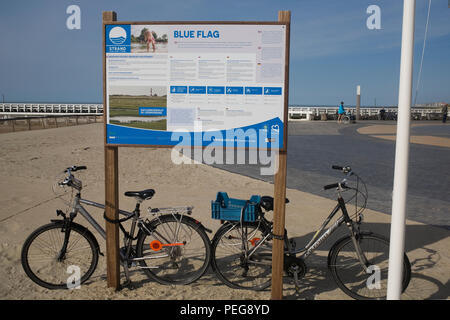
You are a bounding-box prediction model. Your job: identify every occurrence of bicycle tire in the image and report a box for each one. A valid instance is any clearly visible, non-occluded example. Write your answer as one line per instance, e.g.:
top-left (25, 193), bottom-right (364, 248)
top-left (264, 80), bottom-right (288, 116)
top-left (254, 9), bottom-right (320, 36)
top-left (136, 214), bottom-right (211, 285)
top-left (342, 116), bottom-right (350, 124)
top-left (21, 221), bottom-right (99, 290)
top-left (211, 221), bottom-right (272, 291)
top-left (328, 233), bottom-right (411, 300)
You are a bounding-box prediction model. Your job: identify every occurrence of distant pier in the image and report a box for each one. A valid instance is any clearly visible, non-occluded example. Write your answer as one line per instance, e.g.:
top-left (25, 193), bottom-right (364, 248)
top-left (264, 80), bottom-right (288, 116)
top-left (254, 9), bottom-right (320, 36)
top-left (0, 102), bottom-right (446, 125)
top-left (288, 106), bottom-right (446, 121)
top-left (0, 103), bottom-right (102, 115)
top-left (0, 103), bottom-right (103, 133)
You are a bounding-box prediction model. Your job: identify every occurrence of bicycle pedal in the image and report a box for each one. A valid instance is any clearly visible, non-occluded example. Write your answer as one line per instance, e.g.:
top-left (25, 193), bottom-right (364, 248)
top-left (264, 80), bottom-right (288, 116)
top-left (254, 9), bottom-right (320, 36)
top-left (120, 280), bottom-right (136, 291)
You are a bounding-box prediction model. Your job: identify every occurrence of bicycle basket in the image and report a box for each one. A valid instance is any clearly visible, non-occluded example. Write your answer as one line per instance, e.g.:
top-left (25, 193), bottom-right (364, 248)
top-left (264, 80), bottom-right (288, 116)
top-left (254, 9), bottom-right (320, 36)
top-left (211, 192), bottom-right (261, 222)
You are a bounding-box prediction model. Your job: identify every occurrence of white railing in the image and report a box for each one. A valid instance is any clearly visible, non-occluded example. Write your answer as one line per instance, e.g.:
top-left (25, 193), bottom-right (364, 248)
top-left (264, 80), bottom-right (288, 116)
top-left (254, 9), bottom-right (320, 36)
top-left (0, 103), bottom-right (443, 119)
top-left (0, 103), bottom-right (103, 115)
top-left (287, 106), bottom-right (444, 120)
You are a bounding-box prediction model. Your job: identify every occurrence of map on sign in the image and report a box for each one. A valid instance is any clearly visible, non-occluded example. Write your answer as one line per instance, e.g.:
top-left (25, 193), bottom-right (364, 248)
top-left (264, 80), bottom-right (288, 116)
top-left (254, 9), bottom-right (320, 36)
top-left (105, 23), bottom-right (287, 148)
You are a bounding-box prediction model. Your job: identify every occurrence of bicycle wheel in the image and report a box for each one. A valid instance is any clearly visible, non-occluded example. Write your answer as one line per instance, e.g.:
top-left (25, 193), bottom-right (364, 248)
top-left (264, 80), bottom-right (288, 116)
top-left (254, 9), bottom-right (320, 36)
top-left (136, 214), bottom-right (211, 285)
top-left (21, 222), bottom-right (99, 289)
top-left (342, 116), bottom-right (350, 124)
top-left (328, 233), bottom-right (411, 300)
top-left (211, 221), bottom-right (272, 291)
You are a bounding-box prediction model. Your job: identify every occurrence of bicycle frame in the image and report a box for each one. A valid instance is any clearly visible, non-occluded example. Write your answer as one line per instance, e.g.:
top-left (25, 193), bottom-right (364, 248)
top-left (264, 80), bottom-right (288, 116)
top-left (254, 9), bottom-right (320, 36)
top-left (294, 202), bottom-right (346, 258)
top-left (69, 194), bottom-right (194, 264)
top-left (245, 194), bottom-right (358, 263)
top-left (290, 194), bottom-right (370, 271)
top-left (73, 196), bottom-right (133, 241)
top-left (67, 195), bottom-right (134, 261)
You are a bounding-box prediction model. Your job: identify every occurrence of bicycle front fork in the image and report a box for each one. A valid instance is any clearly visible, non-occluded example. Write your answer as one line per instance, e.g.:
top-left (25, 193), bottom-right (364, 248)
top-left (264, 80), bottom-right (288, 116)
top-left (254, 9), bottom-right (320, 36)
top-left (54, 210), bottom-right (74, 262)
top-left (346, 221), bottom-right (370, 272)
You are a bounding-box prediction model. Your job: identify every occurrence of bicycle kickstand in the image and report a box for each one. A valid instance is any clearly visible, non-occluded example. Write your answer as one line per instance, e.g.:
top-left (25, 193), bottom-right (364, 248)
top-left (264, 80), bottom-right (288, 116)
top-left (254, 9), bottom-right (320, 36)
top-left (121, 261), bottom-right (136, 291)
top-left (291, 266), bottom-right (301, 294)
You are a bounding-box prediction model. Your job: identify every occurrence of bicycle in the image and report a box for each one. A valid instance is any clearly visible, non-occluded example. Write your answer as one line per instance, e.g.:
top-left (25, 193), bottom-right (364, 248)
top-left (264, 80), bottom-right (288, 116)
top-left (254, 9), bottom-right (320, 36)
top-left (341, 111), bottom-right (356, 124)
top-left (21, 166), bottom-right (212, 290)
top-left (385, 111), bottom-right (398, 121)
top-left (210, 165), bottom-right (411, 300)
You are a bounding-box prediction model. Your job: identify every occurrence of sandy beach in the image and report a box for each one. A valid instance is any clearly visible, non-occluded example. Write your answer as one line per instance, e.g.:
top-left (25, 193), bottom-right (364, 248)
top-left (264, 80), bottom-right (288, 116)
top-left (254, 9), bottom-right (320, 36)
top-left (0, 123), bottom-right (449, 300)
top-left (357, 124), bottom-right (450, 148)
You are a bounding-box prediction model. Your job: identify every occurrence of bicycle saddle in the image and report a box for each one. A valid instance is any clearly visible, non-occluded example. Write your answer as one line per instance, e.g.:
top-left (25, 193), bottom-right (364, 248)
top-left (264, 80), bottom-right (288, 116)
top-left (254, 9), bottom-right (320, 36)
top-left (260, 196), bottom-right (289, 211)
top-left (124, 189), bottom-right (155, 200)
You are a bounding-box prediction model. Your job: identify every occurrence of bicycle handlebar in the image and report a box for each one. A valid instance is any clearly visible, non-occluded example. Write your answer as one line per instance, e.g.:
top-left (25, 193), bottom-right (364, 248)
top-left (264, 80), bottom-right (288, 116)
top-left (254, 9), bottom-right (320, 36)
top-left (324, 183), bottom-right (339, 190)
top-left (332, 165), bottom-right (353, 174)
top-left (59, 166), bottom-right (85, 191)
top-left (324, 165), bottom-right (354, 191)
top-left (323, 182), bottom-right (349, 191)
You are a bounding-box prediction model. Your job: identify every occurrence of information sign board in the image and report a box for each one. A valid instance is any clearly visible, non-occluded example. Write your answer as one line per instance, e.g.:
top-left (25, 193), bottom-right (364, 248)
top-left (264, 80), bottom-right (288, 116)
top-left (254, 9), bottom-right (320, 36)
top-left (104, 22), bottom-right (288, 149)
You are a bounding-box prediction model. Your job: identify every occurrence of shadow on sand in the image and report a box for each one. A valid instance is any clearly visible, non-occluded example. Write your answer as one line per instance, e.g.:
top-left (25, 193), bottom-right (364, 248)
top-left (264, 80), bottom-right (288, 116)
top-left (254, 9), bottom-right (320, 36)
top-left (88, 221), bottom-right (449, 300)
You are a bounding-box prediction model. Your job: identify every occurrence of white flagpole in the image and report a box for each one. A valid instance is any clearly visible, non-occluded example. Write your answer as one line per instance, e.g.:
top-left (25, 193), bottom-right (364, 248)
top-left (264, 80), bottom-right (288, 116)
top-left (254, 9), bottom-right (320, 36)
top-left (387, 0), bottom-right (416, 300)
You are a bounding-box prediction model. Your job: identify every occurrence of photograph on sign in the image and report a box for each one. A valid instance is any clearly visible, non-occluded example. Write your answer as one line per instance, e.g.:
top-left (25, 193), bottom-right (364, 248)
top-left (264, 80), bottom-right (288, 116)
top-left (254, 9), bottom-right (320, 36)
top-left (109, 85), bottom-right (167, 131)
top-left (131, 25), bottom-right (169, 53)
top-left (105, 23), bottom-right (287, 148)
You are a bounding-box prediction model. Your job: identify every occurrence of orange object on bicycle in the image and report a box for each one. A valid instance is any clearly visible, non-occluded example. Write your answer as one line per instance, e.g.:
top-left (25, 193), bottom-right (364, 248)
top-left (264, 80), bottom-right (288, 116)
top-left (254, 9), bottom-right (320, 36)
top-left (150, 240), bottom-right (184, 252)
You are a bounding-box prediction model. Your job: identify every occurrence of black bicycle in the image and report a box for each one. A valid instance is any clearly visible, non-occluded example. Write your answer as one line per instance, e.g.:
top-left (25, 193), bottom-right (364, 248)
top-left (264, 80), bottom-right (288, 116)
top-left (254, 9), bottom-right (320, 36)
top-left (21, 166), bottom-right (212, 289)
top-left (210, 165), bottom-right (411, 300)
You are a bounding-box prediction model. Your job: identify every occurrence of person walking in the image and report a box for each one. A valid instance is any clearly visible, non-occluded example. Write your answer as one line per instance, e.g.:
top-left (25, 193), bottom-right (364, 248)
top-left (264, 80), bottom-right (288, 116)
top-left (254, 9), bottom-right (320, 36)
top-left (442, 103), bottom-right (448, 123)
top-left (145, 29), bottom-right (156, 52)
top-left (379, 107), bottom-right (386, 120)
top-left (338, 101), bottom-right (345, 123)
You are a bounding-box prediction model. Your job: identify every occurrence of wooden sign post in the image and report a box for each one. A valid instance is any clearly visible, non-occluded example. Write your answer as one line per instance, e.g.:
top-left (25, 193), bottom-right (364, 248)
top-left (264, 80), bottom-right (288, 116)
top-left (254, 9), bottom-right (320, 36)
top-left (103, 11), bottom-right (121, 290)
top-left (271, 10), bottom-right (290, 300)
top-left (102, 11), bottom-right (290, 293)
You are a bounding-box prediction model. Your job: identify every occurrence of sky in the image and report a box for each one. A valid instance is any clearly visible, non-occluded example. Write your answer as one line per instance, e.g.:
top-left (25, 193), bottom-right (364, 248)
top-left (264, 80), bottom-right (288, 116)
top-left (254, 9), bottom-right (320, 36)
top-left (0, 0), bottom-right (449, 106)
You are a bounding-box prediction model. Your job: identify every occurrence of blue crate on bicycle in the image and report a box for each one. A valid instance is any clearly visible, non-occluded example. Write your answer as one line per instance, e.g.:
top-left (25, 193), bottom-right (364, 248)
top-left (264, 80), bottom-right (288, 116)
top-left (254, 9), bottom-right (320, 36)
top-left (211, 192), bottom-right (261, 222)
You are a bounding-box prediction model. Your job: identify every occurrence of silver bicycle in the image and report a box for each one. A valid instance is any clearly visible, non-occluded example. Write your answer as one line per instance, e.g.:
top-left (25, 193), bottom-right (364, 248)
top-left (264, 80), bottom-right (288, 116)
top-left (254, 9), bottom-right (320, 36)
top-left (211, 165), bottom-right (411, 300)
top-left (21, 166), bottom-right (212, 289)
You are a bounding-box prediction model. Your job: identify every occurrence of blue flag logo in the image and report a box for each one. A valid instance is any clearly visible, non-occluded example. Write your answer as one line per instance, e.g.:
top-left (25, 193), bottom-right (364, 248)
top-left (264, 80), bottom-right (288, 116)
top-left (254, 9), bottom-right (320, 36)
top-left (109, 26), bottom-right (127, 44)
top-left (105, 25), bottom-right (130, 53)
